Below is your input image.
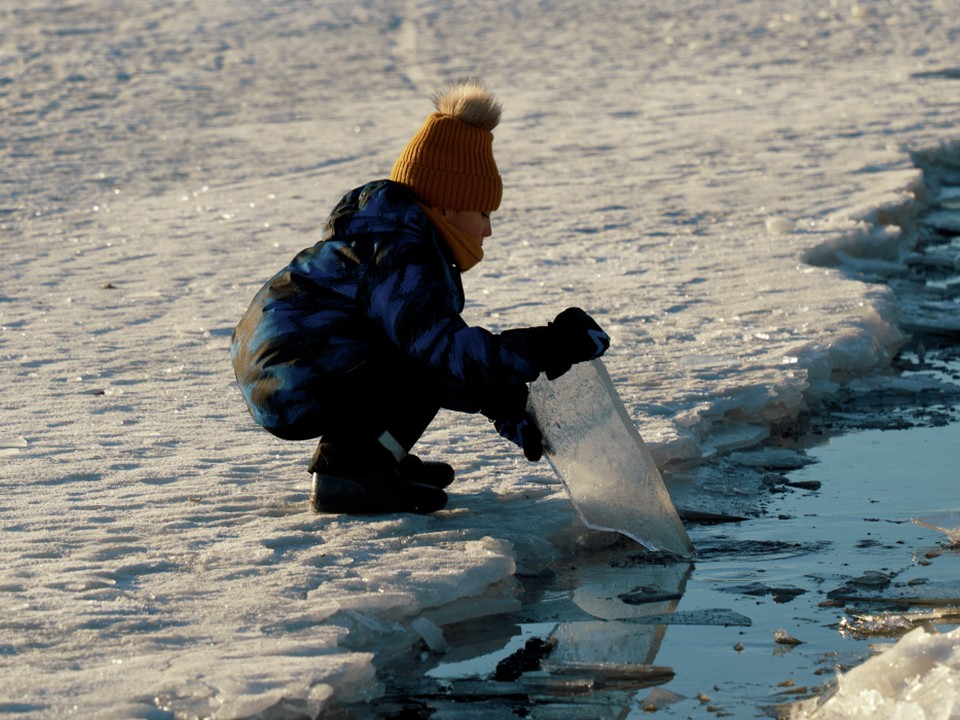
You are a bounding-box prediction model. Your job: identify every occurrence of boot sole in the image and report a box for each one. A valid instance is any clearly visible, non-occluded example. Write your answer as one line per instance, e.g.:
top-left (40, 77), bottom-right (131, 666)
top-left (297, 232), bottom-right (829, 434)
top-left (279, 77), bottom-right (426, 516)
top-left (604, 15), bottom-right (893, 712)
top-left (310, 473), bottom-right (447, 515)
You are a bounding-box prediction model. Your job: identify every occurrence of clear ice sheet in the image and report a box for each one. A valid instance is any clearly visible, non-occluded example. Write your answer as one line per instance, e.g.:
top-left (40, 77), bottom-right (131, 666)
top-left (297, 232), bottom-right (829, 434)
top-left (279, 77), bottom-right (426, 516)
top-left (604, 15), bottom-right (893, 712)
top-left (529, 360), bottom-right (694, 557)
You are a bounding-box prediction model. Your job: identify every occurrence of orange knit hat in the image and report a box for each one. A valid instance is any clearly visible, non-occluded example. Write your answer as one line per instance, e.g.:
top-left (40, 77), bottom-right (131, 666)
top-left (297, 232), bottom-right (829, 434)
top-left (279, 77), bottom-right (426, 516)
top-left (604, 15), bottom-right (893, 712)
top-left (390, 79), bottom-right (502, 212)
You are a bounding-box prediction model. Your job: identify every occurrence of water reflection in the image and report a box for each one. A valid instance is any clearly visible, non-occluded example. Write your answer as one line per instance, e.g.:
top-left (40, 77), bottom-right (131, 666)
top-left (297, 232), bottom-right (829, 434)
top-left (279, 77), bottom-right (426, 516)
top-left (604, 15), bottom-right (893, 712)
top-left (546, 557), bottom-right (691, 670)
top-left (421, 548), bottom-right (692, 695)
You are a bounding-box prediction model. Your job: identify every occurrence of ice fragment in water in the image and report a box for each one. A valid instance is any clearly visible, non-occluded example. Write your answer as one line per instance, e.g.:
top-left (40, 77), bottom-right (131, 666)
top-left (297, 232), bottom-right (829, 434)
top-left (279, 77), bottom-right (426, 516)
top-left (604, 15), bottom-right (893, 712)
top-left (838, 609), bottom-right (960, 639)
top-left (911, 512), bottom-right (960, 546)
top-left (774, 630), bottom-right (803, 646)
top-left (538, 659), bottom-right (675, 687)
top-left (412, 616), bottom-right (449, 654)
top-left (643, 687), bottom-right (685, 710)
top-left (622, 609), bottom-right (752, 627)
top-left (529, 360), bottom-right (694, 557)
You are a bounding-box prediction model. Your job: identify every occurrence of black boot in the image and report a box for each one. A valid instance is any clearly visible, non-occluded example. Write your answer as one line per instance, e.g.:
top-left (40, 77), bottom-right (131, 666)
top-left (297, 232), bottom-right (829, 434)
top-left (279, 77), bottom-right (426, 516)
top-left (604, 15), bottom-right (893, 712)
top-left (398, 455), bottom-right (455, 489)
top-left (309, 441), bottom-right (447, 515)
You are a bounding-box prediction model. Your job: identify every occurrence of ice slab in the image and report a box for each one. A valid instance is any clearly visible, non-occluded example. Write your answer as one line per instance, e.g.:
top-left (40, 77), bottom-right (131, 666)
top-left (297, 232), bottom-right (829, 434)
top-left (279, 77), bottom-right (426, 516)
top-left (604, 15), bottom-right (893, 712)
top-left (412, 616), bottom-right (449, 654)
top-left (827, 571), bottom-right (960, 608)
top-left (0, 435), bottom-right (27, 457)
top-left (536, 660), bottom-right (675, 689)
top-left (528, 360), bottom-right (694, 557)
top-left (701, 422), bottom-right (770, 456)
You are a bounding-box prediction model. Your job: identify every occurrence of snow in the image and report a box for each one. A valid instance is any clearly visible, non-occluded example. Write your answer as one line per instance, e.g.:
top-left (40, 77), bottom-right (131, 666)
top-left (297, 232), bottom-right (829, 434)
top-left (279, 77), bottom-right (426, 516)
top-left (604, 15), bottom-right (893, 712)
top-left (2, 0), bottom-right (960, 716)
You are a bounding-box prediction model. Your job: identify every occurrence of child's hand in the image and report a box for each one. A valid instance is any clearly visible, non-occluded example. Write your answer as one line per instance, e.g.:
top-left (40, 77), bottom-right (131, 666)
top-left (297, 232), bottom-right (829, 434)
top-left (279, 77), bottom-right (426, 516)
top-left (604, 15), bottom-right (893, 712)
top-left (493, 413), bottom-right (543, 462)
top-left (543, 307), bottom-right (610, 380)
top-left (480, 383), bottom-right (529, 422)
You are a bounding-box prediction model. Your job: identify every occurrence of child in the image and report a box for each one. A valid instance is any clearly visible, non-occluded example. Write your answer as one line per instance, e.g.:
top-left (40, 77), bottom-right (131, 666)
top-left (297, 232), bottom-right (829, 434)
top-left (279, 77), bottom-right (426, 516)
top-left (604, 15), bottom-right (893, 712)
top-left (231, 79), bottom-right (609, 515)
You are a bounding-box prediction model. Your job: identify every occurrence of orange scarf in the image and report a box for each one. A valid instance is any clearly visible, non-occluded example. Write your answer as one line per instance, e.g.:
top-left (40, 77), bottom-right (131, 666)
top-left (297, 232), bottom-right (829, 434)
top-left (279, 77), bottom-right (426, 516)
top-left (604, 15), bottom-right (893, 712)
top-left (419, 204), bottom-right (484, 272)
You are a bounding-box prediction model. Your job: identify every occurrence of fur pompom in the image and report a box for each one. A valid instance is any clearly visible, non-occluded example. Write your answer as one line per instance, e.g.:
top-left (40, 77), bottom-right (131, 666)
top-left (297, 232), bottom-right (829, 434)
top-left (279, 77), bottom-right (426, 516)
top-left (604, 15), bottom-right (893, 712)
top-left (432, 78), bottom-right (502, 131)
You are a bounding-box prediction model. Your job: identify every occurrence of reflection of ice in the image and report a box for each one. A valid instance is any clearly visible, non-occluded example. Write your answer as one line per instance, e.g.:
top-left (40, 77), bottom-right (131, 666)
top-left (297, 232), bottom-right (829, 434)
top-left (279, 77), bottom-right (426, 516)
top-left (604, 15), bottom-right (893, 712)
top-left (529, 360), bottom-right (694, 557)
top-left (542, 556), bottom-right (691, 675)
top-left (911, 512), bottom-right (960, 546)
top-left (570, 559), bottom-right (691, 621)
top-left (538, 617), bottom-right (677, 701)
top-left (548, 620), bottom-right (665, 669)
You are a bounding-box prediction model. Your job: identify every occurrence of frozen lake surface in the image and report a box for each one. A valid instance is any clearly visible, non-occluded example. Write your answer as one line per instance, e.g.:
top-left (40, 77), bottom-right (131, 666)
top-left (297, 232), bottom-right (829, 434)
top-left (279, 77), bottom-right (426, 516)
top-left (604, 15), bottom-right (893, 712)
top-left (3, 0), bottom-right (960, 717)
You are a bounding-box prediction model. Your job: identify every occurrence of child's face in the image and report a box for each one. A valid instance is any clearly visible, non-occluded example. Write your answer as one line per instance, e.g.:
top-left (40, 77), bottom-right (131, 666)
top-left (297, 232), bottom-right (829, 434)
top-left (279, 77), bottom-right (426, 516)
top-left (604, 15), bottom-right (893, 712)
top-left (441, 209), bottom-right (493, 245)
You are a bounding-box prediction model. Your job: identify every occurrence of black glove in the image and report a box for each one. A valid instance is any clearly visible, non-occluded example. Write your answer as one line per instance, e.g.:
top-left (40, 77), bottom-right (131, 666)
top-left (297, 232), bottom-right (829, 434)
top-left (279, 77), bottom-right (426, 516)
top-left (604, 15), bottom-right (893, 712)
top-left (480, 383), bottom-right (529, 423)
top-left (542, 307), bottom-right (610, 380)
top-left (493, 413), bottom-right (544, 462)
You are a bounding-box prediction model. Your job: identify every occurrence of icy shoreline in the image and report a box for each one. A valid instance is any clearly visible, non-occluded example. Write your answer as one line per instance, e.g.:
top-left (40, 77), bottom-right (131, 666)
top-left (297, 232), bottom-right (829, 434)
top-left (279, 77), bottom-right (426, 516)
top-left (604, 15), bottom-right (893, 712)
top-left (3, 1), bottom-right (960, 717)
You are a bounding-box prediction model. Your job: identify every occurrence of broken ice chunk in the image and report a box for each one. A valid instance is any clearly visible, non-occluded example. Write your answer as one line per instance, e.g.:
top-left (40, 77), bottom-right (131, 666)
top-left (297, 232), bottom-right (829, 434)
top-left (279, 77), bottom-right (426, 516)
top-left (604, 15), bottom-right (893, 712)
top-left (0, 435), bottom-right (28, 456)
top-left (838, 609), bottom-right (960, 639)
top-left (537, 659), bottom-right (675, 689)
top-left (623, 609), bottom-right (753, 627)
top-left (826, 571), bottom-right (893, 602)
top-left (518, 671), bottom-right (596, 695)
top-left (839, 613), bottom-right (914, 639)
top-left (911, 512), bottom-right (960, 547)
top-left (412, 616), bottom-right (449, 654)
top-left (723, 581), bottom-right (806, 603)
top-left (701, 423), bottom-right (770, 456)
top-left (765, 217), bottom-right (797, 235)
top-left (790, 627), bottom-right (960, 719)
top-left (618, 587), bottom-right (684, 605)
top-left (642, 687), bottom-right (686, 711)
top-left (774, 630), bottom-right (804, 646)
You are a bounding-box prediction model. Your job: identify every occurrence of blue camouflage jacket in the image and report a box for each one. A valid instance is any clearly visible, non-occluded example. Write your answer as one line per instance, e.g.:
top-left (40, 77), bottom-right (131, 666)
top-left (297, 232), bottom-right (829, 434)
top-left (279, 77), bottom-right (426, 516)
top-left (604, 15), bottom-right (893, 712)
top-left (231, 180), bottom-right (548, 438)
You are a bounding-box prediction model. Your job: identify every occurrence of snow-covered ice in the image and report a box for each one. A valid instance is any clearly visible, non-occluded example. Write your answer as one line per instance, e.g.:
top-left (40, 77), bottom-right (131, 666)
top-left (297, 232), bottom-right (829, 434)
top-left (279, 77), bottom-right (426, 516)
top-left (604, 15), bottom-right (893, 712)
top-left (3, 0), bottom-right (960, 716)
top-left (791, 627), bottom-right (960, 720)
